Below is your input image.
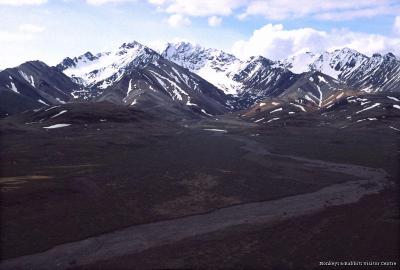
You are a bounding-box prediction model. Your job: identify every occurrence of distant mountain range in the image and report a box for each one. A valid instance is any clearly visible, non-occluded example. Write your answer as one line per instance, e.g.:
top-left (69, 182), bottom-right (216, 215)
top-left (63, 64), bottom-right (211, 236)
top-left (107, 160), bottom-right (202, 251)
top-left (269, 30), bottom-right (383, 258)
top-left (162, 42), bottom-right (400, 98)
top-left (1, 40), bottom-right (399, 119)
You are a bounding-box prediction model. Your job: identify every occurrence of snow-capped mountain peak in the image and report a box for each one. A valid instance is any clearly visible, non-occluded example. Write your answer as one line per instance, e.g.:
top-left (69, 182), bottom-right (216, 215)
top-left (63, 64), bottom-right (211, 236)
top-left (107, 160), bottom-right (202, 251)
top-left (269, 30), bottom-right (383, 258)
top-left (280, 47), bottom-right (400, 93)
top-left (309, 48), bottom-right (367, 79)
top-left (81, 51), bottom-right (98, 61)
top-left (57, 41), bottom-right (160, 88)
top-left (276, 51), bottom-right (320, 74)
top-left (162, 41), bottom-right (243, 95)
top-left (162, 41), bottom-right (239, 71)
top-left (277, 47), bottom-right (369, 79)
top-left (245, 55), bottom-right (274, 68)
top-left (119, 41), bottom-right (143, 50)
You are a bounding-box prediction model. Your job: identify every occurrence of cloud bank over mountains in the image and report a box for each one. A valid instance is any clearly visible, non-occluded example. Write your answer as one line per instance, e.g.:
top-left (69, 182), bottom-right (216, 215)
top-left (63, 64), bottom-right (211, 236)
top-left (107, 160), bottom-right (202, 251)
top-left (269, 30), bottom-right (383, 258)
top-left (1, 0), bottom-right (400, 68)
top-left (148, 0), bottom-right (400, 21)
top-left (3, 0), bottom-right (399, 21)
top-left (232, 24), bottom-right (400, 60)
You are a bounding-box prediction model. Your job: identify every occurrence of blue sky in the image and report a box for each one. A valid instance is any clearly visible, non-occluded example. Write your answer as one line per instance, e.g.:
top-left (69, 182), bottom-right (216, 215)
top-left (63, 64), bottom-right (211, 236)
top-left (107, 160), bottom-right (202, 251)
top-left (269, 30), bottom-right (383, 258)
top-left (1, 0), bottom-right (400, 69)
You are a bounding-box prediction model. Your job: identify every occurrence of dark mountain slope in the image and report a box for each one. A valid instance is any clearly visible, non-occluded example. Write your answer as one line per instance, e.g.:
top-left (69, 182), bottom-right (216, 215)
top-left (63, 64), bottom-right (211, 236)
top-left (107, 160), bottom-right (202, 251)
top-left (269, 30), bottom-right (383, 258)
top-left (0, 61), bottom-right (81, 117)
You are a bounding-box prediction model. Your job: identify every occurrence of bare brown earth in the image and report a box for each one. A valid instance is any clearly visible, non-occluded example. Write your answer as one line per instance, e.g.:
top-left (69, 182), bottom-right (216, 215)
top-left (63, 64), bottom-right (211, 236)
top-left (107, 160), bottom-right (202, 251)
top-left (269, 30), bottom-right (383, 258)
top-left (0, 104), bottom-right (398, 269)
top-left (76, 190), bottom-right (398, 270)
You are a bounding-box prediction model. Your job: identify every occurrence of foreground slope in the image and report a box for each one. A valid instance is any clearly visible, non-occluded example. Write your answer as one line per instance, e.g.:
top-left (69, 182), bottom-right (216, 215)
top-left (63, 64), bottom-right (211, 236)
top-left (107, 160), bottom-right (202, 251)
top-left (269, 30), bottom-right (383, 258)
top-left (242, 91), bottom-right (400, 131)
top-left (0, 102), bottom-right (398, 269)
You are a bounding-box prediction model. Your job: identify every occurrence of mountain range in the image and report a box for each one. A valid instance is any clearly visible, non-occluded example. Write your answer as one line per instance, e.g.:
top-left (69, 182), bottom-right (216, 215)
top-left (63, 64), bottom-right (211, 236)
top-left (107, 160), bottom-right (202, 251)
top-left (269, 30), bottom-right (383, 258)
top-left (1, 40), bottom-right (399, 122)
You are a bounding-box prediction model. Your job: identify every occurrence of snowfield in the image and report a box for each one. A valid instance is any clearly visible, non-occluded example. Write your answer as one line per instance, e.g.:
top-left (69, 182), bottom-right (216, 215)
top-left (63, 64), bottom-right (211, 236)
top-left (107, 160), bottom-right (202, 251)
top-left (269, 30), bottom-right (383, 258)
top-left (43, 124), bottom-right (71, 129)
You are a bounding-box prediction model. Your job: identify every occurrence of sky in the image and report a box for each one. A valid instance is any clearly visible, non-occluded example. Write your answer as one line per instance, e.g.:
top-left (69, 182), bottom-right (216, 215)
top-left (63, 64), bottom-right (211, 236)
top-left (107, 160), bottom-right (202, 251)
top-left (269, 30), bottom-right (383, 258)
top-left (1, 0), bottom-right (400, 69)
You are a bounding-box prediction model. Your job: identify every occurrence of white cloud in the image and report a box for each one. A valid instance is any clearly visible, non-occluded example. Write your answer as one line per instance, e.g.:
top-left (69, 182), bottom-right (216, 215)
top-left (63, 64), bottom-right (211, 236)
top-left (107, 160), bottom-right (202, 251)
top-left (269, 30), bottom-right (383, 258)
top-left (315, 5), bottom-right (399, 21)
top-left (394, 16), bottom-right (400, 35)
top-left (148, 0), bottom-right (399, 20)
top-left (208, 16), bottom-right (222, 27)
top-left (149, 0), bottom-right (245, 17)
top-left (19, 24), bottom-right (45, 33)
top-left (232, 24), bottom-right (400, 60)
top-left (148, 0), bottom-right (167, 5)
top-left (0, 24), bottom-right (44, 42)
top-left (0, 0), bottom-right (47, 5)
top-left (240, 0), bottom-right (400, 20)
top-left (0, 31), bottom-right (32, 42)
top-left (86, 0), bottom-right (135, 5)
top-left (166, 14), bottom-right (191, 27)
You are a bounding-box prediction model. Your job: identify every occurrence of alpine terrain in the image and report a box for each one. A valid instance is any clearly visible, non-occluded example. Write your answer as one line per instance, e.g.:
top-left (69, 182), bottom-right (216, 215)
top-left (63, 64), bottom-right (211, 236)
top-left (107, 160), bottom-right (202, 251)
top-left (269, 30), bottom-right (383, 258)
top-left (0, 40), bottom-right (399, 270)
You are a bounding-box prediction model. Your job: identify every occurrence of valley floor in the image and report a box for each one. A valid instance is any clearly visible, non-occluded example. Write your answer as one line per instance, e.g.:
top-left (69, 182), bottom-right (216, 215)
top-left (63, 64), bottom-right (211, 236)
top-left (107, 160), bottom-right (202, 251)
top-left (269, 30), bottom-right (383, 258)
top-left (0, 108), bottom-right (398, 269)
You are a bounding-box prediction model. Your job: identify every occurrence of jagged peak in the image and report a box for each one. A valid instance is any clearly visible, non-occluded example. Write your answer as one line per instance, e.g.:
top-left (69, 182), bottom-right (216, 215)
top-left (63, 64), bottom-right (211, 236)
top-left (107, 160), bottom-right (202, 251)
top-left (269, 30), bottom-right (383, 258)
top-left (385, 52), bottom-right (396, 58)
top-left (318, 48), bottom-right (367, 63)
top-left (248, 55), bottom-right (267, 61)
top-left (166, 40), bottom-right (201, 50)
top-left (19, 60), bottom-right (50, 70)
top-left (119, 41), bottom-right (144, 50)
top-left (164, 41), bottom-right (236, 59)
top-left (245, 55), bottom-right (274, 67)
top-left (117, 41), bottom-right (160, 58)
top-left (332, 47), bottom-right (360, 55)
top-left (368, 52), bottom-right (400, 64)
top-left (163, 41), bottom-right (200, 57)
top-left (382, 52), bottom-right (399, 61)
top-left (83, 51), bottom-right (95, 59)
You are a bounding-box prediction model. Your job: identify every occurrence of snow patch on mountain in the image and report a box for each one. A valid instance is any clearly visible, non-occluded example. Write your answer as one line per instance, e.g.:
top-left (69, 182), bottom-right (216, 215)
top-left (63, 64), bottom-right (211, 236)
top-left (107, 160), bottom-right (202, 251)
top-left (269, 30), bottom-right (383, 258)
top-left (50, 110), bottom-right (68, 118)
top-left (8, 82), bottom-right (20, 94)
top-left (18, 70), bottom-right (36, 88)
top-left (43, 123), bottom-right (71, 129)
